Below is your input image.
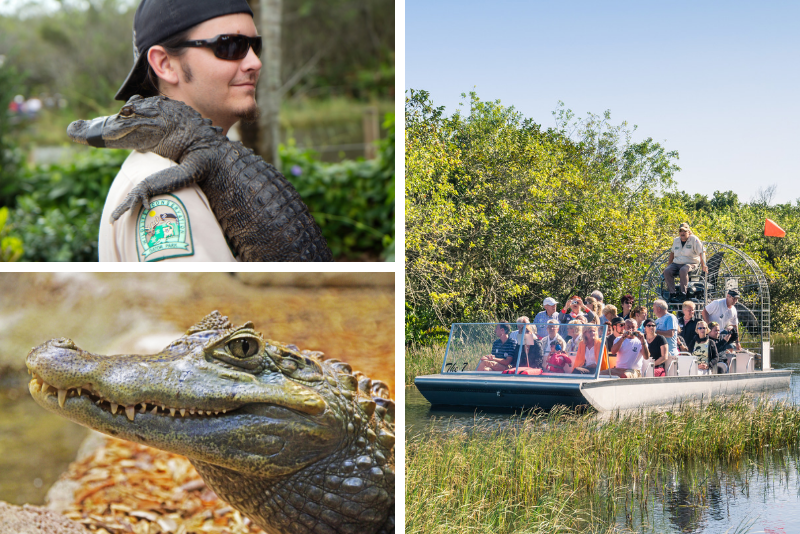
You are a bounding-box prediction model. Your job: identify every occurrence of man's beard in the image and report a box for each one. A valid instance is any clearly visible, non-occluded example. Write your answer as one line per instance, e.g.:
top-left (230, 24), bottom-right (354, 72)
top-left (235, 101), bottom-right (260, 122)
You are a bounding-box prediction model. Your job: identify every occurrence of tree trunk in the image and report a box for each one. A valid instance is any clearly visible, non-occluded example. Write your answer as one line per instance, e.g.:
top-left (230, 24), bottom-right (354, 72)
top-left (258, 0), bottom-right (281, 168)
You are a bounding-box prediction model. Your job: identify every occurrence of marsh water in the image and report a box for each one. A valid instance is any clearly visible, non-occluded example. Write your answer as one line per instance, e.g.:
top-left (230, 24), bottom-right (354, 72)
top-left (407, 345), bottom-right (800, 533)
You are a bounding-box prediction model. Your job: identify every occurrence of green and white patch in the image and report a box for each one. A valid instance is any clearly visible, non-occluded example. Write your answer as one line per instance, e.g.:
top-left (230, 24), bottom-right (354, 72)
top-left (136, 195), bottom-right (194, 261)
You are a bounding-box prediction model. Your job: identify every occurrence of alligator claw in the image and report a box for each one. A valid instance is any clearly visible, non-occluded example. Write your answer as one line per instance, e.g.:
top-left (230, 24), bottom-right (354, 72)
top-left (110, 185), bottom-right (151, 222)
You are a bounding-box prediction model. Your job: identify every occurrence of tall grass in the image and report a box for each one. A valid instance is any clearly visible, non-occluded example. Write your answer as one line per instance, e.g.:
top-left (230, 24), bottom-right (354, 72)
top-left (406, 397), bottom-right (800, 533)
top-left (405, 344), bottom-right (445, 385)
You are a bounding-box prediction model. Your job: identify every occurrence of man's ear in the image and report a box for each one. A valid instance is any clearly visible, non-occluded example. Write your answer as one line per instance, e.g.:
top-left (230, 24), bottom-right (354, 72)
top-left (147, 46), bottom-right (180, 87)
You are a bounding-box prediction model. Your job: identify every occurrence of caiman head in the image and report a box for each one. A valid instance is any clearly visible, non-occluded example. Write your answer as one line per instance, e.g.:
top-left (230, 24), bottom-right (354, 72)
top-left (26, 311), bottom-right (395, 534)
top-left (66, 95), bottom-right (222, 161)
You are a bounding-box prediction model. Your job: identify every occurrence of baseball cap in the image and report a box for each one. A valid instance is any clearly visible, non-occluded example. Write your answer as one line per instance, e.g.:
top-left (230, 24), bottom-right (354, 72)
top-left (679, 223), bottom-right (690, 231)
top-left (115, 0), bottom-right (254, 101)
top-left (610, 317), bottom-right (625, 326)
top-left (727, 289), bottom-right (740, 298)
top-left (543, 297), bottom-right (557, 307)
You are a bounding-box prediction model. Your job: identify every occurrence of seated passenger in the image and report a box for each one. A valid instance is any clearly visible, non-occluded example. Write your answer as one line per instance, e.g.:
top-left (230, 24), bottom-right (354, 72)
top-left (632, 306), bottom-right (648, 332)
top-left (572, 325), bottom-right (609, 374)
top-left (692, 320), bottom-right (721, 373)
top-left (604, 318), bottom-right (650, 378)
top-left (584, 296), bottom-right (601, 324)
top-left (605, 316), bottom-right (625, 352)
top-left (542, 320), bottom-right (566, 358)
top-left (653, 299), bottom-right (679, 357)
top-left (509, 316), bottom-right (531, 344)
top-left (476, 323), bottom-right (519, 371)
top-left (559, 296), bottom-right (587, 337)
top-left (517, 323), bottom-right (544, 369)
top-left (618, 294), bottom-right (634, 320)
top-left (642, 319), bottom-right (668, 376)
top-left (533, 297), bottom-right (559, 337)
top-left (564, 320), bottom-right (583, 355)
top-left (602, 305), bottom-right (618, 327)
top-left (708, 321), bottom-right (740, 354)
top-left (681, 301), bottom-right (699, 352)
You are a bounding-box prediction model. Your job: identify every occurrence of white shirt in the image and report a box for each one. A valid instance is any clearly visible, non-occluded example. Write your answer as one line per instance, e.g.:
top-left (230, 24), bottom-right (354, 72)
top-left (704, 298), bottom-right (738, 329)
top-left (614, 336), bottom-right (644, 371)
top-left (99, 151), bottom-right (237, 262)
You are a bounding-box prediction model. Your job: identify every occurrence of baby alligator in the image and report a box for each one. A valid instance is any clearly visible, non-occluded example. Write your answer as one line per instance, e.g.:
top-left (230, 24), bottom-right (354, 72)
top-left (26, 311), bottom-right (394, 534)
top-left (67, 95), bottom-right (332, 262)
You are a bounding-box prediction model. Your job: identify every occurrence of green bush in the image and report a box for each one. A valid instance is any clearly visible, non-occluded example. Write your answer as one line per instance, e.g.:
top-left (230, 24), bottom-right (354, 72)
top-left (9, 149), bottom-right (127, 261)
top-left (282, 113), bottom-right (395, 260)
top-left (3, 116), bottom-right (394, 261)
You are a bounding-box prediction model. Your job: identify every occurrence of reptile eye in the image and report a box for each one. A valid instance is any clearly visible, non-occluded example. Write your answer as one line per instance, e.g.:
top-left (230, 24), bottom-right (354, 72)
top-left (228, 338), bottom-right (259, 358)
top-left (119, 106), bottom-right (134, 117)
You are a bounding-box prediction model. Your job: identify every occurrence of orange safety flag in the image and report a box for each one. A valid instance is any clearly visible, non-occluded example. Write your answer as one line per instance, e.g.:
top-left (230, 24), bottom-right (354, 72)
top-left (764, 218), bottom-right (786, 237)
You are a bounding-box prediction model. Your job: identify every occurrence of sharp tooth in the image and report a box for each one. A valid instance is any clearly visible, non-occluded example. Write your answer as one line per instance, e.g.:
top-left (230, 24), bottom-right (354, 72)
top-left (140, 403), bottom-right (147, 413)
top-left (41, 382), bottom-right (51, 394)
top-left (110, 403), bottom-right (118, 414)
top-left (222, 409), bottom-right (226, 413)
top-left (189, 408), bottom-right (195, 415)
top-left (58, 389), bottom-right (67, 407)
top-left (214, 411), bottom-right (219, 415)
top-left (151, 406), bottom-right (158, 414)
top-left (161, 405), bottom-right (166, 410)
top-left (77, 387), bottom-right (82, 396)
top-left (126, 405), bottom-right (135, 421)
top-left (180, 409), bottom-right (186, 417)
top-left (96, 399), bottom-right (102, 404)
top-left (170, 408), bottom-right (176, 417)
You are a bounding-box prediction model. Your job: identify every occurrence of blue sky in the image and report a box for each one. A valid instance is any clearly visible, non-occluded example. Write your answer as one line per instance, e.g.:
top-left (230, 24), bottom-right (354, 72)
top-left (405, 1), bottom-right (800, 204)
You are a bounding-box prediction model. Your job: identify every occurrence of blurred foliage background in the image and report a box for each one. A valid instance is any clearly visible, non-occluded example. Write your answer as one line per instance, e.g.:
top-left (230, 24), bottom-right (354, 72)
top-left (0, 0), bottom-right (394, 261)
top-left (405, 89), bottom-right (800, 344)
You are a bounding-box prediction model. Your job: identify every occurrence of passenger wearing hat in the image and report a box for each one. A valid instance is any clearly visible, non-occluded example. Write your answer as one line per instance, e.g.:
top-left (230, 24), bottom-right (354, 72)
top-left (533, 297), bottom-right (559, 337)
top-left (702, 289), bottom-right (740, 340)
top-left (662, 223), bottom-right (708, 302)
top-left (99, 0), bottom-right (261, 261)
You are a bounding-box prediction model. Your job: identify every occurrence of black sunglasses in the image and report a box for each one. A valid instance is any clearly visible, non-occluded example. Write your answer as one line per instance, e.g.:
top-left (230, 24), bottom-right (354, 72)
top-left (176, 34), bottom-right (262, 60)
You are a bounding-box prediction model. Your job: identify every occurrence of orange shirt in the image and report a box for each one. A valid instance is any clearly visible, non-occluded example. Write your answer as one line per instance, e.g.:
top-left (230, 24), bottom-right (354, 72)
top-left (573, 339), bottom-right (610, 371)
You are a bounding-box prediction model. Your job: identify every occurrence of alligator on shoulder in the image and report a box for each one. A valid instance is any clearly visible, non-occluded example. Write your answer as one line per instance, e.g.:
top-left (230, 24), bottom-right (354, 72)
top-left (67, 95), bottom-right (332, 262)
top-left (26, 311), bottom-right (394, 534)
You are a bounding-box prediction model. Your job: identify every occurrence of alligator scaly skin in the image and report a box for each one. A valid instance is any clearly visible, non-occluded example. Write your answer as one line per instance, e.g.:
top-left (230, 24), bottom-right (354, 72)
top-left (26, 311), bottom-right (394, 533)
top-left (67, 95), bottom-right (333, 262)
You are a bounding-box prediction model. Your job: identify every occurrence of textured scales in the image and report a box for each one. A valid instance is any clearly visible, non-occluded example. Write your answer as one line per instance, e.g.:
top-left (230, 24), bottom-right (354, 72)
top-left (67, 95), bottom-right (333, 262)
top-left (26, 311), bottom-right (394, 534)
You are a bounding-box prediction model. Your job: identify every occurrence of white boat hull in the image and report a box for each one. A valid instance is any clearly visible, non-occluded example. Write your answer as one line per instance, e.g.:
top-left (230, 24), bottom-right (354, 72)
top-left (579, 370), bottom-right (792, 412)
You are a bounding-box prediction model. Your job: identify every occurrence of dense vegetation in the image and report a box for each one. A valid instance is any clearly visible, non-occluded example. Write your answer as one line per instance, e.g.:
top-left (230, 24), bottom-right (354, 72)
top-left (0, 124), bottom-right (393, 261)
top-left (406, 90), bottom-right (800, 343)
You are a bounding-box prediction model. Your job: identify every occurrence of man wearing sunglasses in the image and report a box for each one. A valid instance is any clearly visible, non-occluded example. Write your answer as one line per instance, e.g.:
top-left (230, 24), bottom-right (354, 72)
top-left (99, 0), bottom-right (261, 261)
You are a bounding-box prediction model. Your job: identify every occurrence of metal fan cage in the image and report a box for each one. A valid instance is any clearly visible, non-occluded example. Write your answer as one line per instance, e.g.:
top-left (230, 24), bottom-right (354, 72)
top-left (637, 242), bottom-right (770, 357)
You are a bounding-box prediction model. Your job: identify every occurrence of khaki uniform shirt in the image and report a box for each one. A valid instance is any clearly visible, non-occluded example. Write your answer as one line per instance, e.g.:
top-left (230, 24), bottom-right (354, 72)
top-left (99, 151), bottom-right (237, 262)
top-left (671, 234), bottom-right (704, 265)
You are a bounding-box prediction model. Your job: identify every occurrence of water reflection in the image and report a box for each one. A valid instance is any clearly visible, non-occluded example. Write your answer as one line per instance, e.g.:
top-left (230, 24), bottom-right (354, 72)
top-left (407, 345), bottom-right (800, 533)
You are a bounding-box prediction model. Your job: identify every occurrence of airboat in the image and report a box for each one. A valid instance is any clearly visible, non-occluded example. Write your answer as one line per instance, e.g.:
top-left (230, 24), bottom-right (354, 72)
top-left (414, 243), bottom-right (792, 412)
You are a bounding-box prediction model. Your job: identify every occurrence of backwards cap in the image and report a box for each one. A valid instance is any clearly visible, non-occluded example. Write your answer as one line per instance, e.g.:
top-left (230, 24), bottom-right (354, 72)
top-left (116, 0), bottom-right (254, 101)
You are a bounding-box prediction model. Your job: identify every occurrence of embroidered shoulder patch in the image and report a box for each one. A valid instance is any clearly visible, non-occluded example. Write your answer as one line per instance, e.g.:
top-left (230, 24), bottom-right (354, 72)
top-left (135, 194), bottom-right (194, 261)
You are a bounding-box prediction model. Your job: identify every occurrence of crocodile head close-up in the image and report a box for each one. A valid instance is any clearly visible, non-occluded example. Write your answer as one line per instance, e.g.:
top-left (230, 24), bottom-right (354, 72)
top-left (66, 94), bottom-right (218, 161)
top-left (26, 310), bottom-right (395, 534)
